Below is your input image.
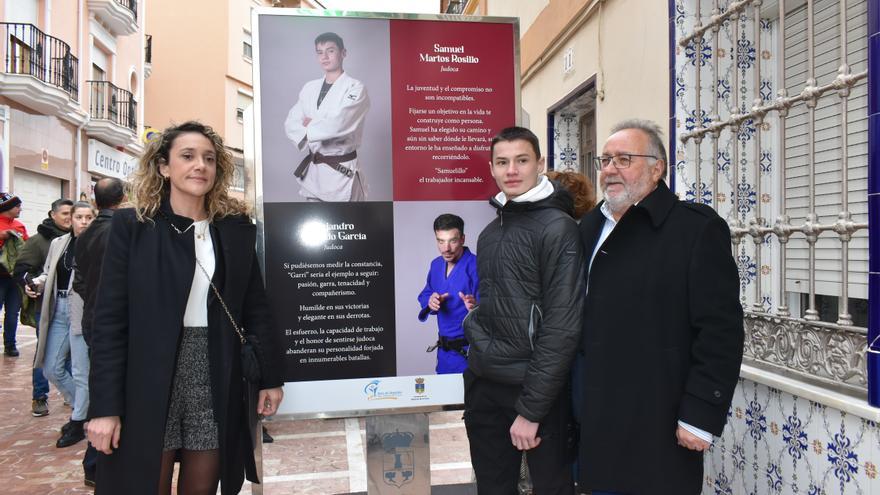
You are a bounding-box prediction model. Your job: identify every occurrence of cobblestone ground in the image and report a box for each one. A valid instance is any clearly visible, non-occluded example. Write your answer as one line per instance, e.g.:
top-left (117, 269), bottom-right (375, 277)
top-left (0, 328), bottom-right (473, 494)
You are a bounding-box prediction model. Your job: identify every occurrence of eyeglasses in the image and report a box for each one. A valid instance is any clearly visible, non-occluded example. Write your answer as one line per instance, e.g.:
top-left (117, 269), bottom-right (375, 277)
top-left (593, 153), bottom-right (657, 171)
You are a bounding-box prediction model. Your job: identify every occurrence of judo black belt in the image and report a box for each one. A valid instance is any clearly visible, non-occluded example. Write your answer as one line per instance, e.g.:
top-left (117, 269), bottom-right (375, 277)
top-left (293, 150), bottom-right (357, 179)
top-left (427, 336), bottom-right (469, 358)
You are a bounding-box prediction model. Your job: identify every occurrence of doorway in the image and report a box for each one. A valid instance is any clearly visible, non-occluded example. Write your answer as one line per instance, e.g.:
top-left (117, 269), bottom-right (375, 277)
top-left (547, 80), bottom-right (597, 186)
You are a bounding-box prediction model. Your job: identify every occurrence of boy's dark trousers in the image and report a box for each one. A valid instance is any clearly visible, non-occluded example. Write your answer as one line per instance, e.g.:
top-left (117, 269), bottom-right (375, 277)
top-left (463, 369), bottom-right (574, 495)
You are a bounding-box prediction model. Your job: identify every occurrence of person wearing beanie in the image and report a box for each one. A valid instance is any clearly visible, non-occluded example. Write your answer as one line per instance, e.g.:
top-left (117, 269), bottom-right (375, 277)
top-left (0, 193), bottom-right (27, 248)
top-left (0, 192), bottom-right (28, 357)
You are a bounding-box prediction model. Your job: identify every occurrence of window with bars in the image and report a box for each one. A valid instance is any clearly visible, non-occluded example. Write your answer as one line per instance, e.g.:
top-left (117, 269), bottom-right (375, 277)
top-left (675, 0), bottom-right (868, 323)
top-left (674, 0), bottom-right (870, 390)
top-left (780, 0), bottom-right (868, 307)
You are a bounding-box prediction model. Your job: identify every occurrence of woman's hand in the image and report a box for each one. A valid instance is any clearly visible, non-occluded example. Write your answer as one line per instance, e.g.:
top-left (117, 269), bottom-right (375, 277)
top-left (86, 416), bottom-right (122, 454)
top-left (257, 387), bottom-right (283, 417)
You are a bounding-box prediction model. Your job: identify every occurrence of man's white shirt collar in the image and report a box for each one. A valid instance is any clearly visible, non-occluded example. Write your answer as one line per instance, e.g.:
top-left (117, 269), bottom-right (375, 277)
top-left (590, 202), bottom-right (617, 270)
top-left (599, 201), bottom-right (616, 224)
top-left (493, 175), bottom-right (554, 206)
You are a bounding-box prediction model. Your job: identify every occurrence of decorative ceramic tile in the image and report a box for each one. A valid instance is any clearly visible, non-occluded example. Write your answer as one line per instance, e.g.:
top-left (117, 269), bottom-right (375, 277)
top-left (704, 379), bottom-right (880, 494)
top-left (675, 0), bottom-right (777, 312)
top-left (552, 113), bottom-right (581, 171)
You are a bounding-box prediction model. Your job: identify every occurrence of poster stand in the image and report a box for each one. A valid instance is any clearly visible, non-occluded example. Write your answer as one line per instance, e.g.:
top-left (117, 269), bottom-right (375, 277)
top-left (250, 4), bottom-right (519, 416)
top-left (252, 420), bottom-right (264, 495)
top-left (252, 409), bottom-right (477, 494)
top-left (248, 8), bottom-right (519, 492)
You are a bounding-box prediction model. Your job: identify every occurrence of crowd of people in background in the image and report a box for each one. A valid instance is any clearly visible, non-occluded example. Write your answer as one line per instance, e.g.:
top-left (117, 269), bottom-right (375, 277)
top-left (0, 181), bottom-right (125, 486)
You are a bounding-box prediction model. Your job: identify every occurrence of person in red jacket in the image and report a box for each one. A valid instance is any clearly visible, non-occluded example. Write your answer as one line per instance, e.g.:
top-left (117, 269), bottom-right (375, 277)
top-left (0, 193), bottom-right (27, 243)
top-left (0, 193), bottom-right (28, 356)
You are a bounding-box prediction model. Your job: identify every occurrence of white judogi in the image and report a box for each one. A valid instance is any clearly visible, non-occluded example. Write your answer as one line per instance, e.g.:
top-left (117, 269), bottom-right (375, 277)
top-left (284, 72), bottom-right (370, 201)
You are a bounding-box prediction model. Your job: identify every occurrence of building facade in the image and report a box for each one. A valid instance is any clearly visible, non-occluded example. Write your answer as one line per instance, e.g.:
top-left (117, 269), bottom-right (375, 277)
top-left (144, 0), bottom-right (278, 205)
top-left (0, 0), bottom-right (147, 233)
top-left (472, 0), bottom-right (669, 199)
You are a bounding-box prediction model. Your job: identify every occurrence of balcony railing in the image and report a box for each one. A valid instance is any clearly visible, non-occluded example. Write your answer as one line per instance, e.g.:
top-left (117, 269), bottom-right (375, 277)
top-left (444, 0), bottom-right (467, 14)
top-left (87, 80), bottom-right (136, 131)
top-left (145, 34), bottom-right (152, 64)
top-left (116, 0), bottom-right (137, 20)
top-left (1, 22), bottom-right (79, 101)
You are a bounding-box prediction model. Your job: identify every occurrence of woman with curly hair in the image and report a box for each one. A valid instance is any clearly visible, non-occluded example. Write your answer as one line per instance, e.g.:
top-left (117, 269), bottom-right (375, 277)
top-left (86, 121), bottom-right (284, 494)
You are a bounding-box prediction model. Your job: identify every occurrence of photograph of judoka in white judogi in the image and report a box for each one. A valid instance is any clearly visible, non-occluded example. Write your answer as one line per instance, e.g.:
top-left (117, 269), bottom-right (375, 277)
top-left (257, 16), bottom-right (392, 203)
top-left (284, 32), bottom-right (370, 202)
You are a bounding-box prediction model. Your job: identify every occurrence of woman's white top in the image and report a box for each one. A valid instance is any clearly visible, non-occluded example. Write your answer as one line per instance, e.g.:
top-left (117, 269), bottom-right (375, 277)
top-left (183, 219), bottom-right (215, 327)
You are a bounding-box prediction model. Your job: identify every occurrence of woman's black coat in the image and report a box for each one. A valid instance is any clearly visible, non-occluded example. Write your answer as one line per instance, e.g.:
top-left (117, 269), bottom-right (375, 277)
top-left (88, 202), bottom-right (283, 495)
top-left (576, 181), bottom-right (743, 495)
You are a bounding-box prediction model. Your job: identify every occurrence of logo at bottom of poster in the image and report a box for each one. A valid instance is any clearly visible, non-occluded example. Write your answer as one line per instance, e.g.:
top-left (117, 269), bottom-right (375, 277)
top-left (363, 379), bottom-right (402, 400)
top-left (411, 377), bottom-right (430, 401)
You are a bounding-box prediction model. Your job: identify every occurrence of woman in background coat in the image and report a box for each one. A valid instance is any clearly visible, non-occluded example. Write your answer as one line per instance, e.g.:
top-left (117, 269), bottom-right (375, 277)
top-left (30, 202), bottom-right (95, 448)
top-left (86, 121), bottom-right (284, 495)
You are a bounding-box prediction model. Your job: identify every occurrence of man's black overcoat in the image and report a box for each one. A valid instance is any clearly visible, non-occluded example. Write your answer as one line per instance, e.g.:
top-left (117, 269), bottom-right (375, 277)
top-left (73, 208), bottom-right (115, 344)
top-left (89, 202), bottom-right (283, 495)
top-left (577, 181), bottom-right (743, 495)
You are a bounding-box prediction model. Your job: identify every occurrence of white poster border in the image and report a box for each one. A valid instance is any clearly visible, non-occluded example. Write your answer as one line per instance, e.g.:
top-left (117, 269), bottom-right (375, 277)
top-left (277, 374), bottom-right (464, 418)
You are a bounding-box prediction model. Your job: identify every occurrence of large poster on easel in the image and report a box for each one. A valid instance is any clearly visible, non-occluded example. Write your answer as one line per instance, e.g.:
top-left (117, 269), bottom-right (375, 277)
top-left (253, 8), bottom-right (518, 415)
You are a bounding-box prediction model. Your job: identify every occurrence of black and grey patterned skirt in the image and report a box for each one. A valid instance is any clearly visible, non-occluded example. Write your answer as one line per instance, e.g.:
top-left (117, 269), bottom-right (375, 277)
top-left (163, 326), bottom-right (219, 451)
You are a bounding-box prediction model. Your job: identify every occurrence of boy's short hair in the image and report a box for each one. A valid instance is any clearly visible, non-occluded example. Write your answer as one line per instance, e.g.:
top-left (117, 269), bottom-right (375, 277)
top-left (315, 32), bottom-right (345, 51)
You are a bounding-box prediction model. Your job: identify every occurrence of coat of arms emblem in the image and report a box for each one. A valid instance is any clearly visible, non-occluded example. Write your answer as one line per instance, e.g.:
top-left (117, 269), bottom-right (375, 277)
top-left (382, 430), bottom-right (415, 487)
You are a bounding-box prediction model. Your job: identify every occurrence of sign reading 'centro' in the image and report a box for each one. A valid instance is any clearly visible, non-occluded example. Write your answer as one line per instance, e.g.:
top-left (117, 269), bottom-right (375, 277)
top-left (87, 139), bottom-right (136, 180)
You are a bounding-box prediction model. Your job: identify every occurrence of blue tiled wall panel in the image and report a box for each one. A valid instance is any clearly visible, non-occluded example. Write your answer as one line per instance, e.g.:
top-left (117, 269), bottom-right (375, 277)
top-left (668, 115), bottom-right (677, 191)
top-left (668, 8), bottom-right (676, 192)
top-left (870, 194), bottom-right (880, 272)
top-left (869, 0), bottom-right (879, 408)
top-left (867, 15), bottom-right (878, 398)
top-left (871, 114), bottom-right (880, 195)
top-left (870, 0), bottom-right (879, 37)
top-left (868, 194), bottom-right (880, 274)
top-left (869, 34), bottom-right (880, 115)
top-left (869, 273), bottom-right (880, 405)
top-left (871, 272), bottom-right (880, 329)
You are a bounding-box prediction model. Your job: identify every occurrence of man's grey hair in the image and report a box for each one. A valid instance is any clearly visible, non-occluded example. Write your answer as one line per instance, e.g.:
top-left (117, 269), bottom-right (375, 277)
top-left (610, 119), bottom-right (668, 178)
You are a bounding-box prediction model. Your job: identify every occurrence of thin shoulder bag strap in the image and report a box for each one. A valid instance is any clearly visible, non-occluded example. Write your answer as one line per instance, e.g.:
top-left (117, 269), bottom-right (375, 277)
top-left (194, 257), bottom-right (247, 345)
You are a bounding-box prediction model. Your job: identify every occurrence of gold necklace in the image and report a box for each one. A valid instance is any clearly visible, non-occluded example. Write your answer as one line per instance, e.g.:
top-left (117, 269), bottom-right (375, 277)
top-left (194, 221), bottom-right (209, 241)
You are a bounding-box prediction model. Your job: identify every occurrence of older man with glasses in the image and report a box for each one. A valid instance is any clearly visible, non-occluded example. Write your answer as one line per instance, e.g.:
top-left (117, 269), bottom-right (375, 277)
top-left (575, 119), bottom-right (744, 495)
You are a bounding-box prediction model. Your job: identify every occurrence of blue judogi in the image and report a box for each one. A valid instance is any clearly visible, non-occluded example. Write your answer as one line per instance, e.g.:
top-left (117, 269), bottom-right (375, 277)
top-left (417, 247), bottom-right (478, 374)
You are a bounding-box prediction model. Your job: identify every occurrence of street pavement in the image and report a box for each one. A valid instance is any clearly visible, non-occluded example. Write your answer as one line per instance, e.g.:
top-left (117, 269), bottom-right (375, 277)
top-left (0, 329), bottom-right (473, 494)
